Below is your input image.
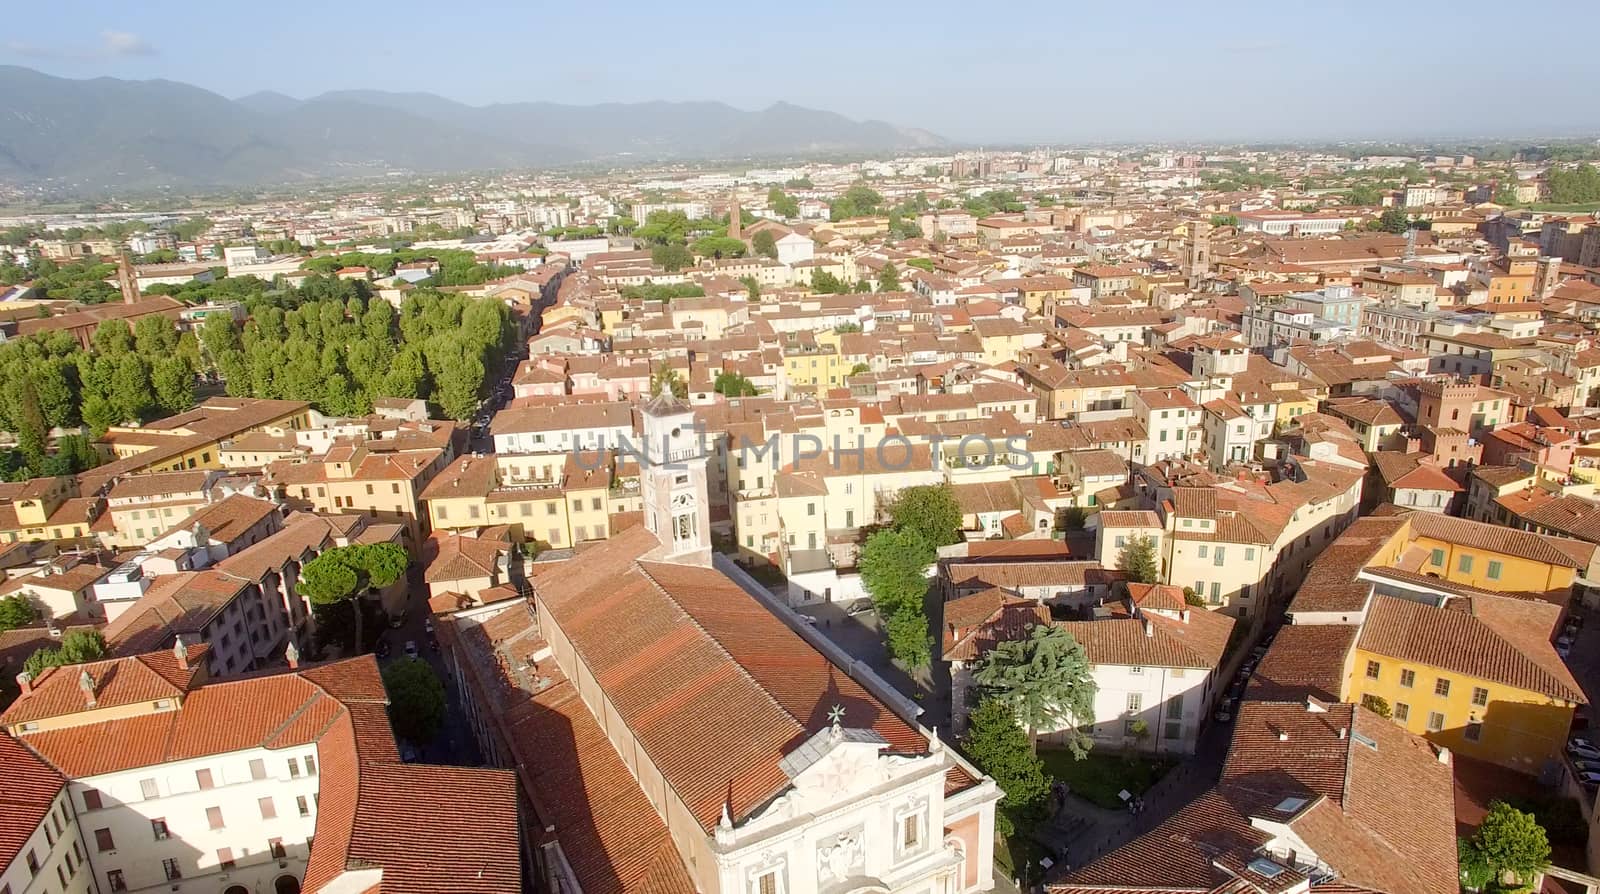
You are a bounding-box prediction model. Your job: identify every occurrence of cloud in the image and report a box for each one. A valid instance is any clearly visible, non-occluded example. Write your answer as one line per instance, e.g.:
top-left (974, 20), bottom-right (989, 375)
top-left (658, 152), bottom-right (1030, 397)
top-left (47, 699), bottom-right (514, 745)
top-left (1, 29), bottom-right (158, 60)
top-left (100, 30), bottom-right (157, 57)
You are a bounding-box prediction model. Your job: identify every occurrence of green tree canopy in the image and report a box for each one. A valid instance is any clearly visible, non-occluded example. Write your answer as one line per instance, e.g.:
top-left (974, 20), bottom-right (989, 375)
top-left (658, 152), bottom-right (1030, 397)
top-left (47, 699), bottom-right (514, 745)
top-left (713, 370), bottom-right (758, 397)
top-left (1372, 207), bottom-right (1411, 233)
top-left (1464, 801), bottom-right (1550, 885)
top-left (877, 262), bottom-right (902, 292)
top-left (691, 235), bottom-right (747, 259)
top-left (24, 630), bottom-right (107, 677)
top-left (752, 230), bottom-right (778, 259)
top-left (972, 624), bottom-right (1097, 756)
top-left (0, 594), bottom-right (37, 631)
top-left (961, 699), bottom-right (1050, 837)
top-left (651, 243), bottom-right (693, 272)
top-left (888, 484), bottom-right (963, 547)
top-left (382, 657), bottom-right (447, 743)
top-left (1118, 534), bottom-right (1159, 584)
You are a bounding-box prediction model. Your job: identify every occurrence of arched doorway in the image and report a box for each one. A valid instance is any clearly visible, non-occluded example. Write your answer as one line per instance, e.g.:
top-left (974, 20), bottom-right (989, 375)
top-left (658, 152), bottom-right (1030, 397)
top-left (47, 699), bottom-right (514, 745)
top-left (274, 876), bottom-right (302, 894)
top-left (224, 887), bottom-right (249, 894)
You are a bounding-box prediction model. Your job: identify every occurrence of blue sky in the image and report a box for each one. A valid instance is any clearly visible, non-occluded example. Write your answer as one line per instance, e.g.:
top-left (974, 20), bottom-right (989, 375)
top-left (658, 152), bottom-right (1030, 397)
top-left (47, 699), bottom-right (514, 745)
top-left (5, 0), bottom-right (1600, 143)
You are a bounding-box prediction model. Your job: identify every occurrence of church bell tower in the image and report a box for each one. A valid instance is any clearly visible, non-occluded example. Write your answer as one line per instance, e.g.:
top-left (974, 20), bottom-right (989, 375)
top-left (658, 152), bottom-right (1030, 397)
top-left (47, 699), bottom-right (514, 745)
top-left (640, 384), bottom-right (712, 564)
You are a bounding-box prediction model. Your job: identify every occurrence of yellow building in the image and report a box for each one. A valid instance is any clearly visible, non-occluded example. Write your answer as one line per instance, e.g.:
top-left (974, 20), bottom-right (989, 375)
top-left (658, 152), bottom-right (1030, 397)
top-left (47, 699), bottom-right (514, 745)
top-left (0, 476), bottom-right (97, 545)
top-left (86, 398), bottom-right (311, 489)
top-left (1347, 594), bottom-right (1582, 772)
top-left (782, 343), bottom-right (844, 394)
top-left (420, 454), bottom-right (620, 549)
top-left (1289, 511), bottom-right (1590, 772)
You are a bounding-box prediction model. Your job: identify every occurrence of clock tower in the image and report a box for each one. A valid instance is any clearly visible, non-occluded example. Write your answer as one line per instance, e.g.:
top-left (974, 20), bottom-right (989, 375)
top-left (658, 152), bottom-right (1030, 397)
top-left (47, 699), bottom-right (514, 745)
top-left (640, 383), bottom-right (712, 564)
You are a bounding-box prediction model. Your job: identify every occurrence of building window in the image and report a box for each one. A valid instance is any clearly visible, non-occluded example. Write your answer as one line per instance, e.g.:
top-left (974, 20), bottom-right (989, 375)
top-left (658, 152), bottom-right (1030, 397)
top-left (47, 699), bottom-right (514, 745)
top-left (1198, 545), bottom-right (1208, 559)
top-left (297, 796), bottom-right (311, 817)
top-left (270, 838), bottom-right (287, 859)
top-left (151, 818), bottom-right (168, 840)
top-left (196, 768), bottom-right (214, 790)
top-left (1486, 560), bottom-right (1502, 581)
top-left (1214, 546), bottom-right (1225, 566)
top-left (305, 754), bottom-right (317, 775)
top-left (1457, 554), bottom-right (1473, 574)
top-left (162, 858), bottom-right (182, 881)
top-left (1429, 548), bottom-right (1444, 566)
top-left (259, 796), bottom-right (276, 819)
top-left (206, 806), bottom-right (224, 830)
top-left (218, 848), bottom-right (236, 870)
top-left (1400, 669), bottom-right (1415, 688)
top-left (1471, 687), bottom-right (1489, 707)
top-left (1434, 678), bottom-right (1451, 697)
top-left (249, 758), bottom-right (266, 780)
top-left (1465, 722), bottom-right (1483, 742)
top-left (94, 828), bottom-right (115, 852)
top-left (756, 871), bottom-right (779, 894)
top-left (82, 789), bottom-right (102, 811)
top-left (288, 758), bottom-right (300, 778)
top-left (140, 778), bottom-right (159, 799)
top-left (107, 869), bottom-right (127, 892)
top-left (1394, 702), bottom-right (1410, 722)
top-left (1365, 660), bottom-right (1380, 680)
top-left (1426, 711), bottom-right (1445, 732)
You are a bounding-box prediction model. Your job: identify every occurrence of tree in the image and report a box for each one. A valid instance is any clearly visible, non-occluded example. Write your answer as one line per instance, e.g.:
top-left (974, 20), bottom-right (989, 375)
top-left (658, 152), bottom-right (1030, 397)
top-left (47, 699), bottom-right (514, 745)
top-left (1209, 214), bottom-right (1239, 227)
top-left (1373, 207), bottom-right (1410, 234)
top-left (906, 257), bottom-right (935, 272)
top-left (12, 380), bottom-right (47, 471)
top-left (1060, 506), bottom-right (1087, 531)
top-left (848, 362), bottom-right (871, 377)
top-left (859, 528), bottom-right (934, 641)
top-left (713, 370), bottom-right (758, 397)
top-left (301, 551), bottom-right (365, 652)
top-left (651, 243), bottom-right (693, 272)
top-left (650, 362), bottom-right (687, 399)
top-left (738, 275), bottom-right (761, 300)
top-left (24, 630), bottom-right (106, 677)
top-left (691, 235), bottom-right (746, 259)
top-left (767, 188), bottom-right (800, 219)
top-left (382, 656), bottom-right (447, 743)
top-left (1464, 801), bottom-right (1550, 887)
top-left (810, 270), bottom-right (847, 294)
top-left (961, 699), bottom-right (1050, 837)
top-left (1360, 694), bottom-right (1392, 719)
top-left (1118, 535), bottom-right (1159, 584)
top-left (150, 357), bottom-right (195, 415)
top-left (885, 606), bottom-right (933, 670)
top-left (876, 262), bottom-right (901, 292)
top-left (1345, 184), bottom-right (1382, 206)
top-left (0, 594), bottom-right (37, 631)
top-left (889, 484), bottom-right (963, 547)
top-left (752, 230), bottom-right (778, 259)
top-left (972, 624), bottom-right (1097, 756)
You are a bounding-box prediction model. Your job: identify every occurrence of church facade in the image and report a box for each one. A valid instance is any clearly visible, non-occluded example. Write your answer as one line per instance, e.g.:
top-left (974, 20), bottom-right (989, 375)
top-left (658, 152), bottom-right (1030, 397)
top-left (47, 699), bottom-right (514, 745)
top-left (440, 386), bottom-right (1001, 894)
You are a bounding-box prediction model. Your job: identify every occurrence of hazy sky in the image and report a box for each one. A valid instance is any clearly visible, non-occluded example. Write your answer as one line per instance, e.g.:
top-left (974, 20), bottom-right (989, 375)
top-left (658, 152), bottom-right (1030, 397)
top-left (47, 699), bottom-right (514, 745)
top-left (5, 0), bottom-right (1600, 144)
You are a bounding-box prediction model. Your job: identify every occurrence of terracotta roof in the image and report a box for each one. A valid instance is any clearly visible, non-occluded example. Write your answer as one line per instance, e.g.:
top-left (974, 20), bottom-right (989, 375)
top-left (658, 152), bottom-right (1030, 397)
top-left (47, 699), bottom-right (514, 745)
top-left (1058, 700), bottom-right (1456, 894)
top-left (0, 645), bottom-right (207, 727)
top-left (1246, 624), bottom-right (1359, 702)
top-left (946, 559), bottom-right (1121, 591)
top-left (1358, 594), bottom-right (1583, 703)
top-left (531, 526), bottom-right (927, 831)
top-left (1407, 511), bottom-right (1592, 568)
top-left (0, 731), bottom-right (66, 861)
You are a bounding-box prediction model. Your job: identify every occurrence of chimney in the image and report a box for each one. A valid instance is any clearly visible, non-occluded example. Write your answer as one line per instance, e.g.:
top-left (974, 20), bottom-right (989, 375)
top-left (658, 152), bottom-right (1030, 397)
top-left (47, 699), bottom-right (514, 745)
top-left (173, 637), bottom-right (189, 670)
top-left (1141, 617), bottom-right (1153, 637)
top-left (1277, 730), bottom-right (1289, 742)
top-left (285, 639), bottom-right (301, 670)
top-left (79, 669), bottom-right (97, 708)
top-left (1338, 727), bottom-right (1348, 739)
top-left (15, 670), bottom-right (32, 697)
top-left (1437, 746), bottom-right (1451, 765)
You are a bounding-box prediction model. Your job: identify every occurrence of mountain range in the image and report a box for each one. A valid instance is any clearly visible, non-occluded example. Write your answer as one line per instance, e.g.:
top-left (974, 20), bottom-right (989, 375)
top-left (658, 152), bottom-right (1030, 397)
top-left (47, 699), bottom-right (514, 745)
top-left (0, 66), bottom-right (947, 191)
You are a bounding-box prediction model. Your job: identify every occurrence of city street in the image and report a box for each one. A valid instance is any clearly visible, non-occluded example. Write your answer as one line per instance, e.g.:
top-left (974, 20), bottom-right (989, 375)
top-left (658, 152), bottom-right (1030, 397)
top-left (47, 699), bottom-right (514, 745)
top-left (372, 566), bottom-right (482, 767)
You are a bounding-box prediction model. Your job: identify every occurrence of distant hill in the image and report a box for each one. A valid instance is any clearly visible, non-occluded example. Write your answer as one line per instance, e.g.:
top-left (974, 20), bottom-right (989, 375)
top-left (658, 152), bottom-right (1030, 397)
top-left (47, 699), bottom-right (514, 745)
top-left (0, 66), bottom-right (947, 190)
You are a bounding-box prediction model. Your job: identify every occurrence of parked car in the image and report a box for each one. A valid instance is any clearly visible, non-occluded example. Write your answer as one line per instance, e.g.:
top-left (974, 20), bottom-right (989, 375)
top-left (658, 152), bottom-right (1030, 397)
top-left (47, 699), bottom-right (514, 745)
top-left (1559, 642), bottom-right (1573, 659)
top-left (1573, 759), bottom-right (1600, 773)
top-left (1568, 741), bottom-right (1600, 761)
top-left (1571, 736), bottom-right (1596, 751)
top-left (1578, 771), bottom-right (1600, 788)
top-left (404, 640), bottom-right (420, 660)
top-left (845, 598), bottom-right (875, 617)
top-left (424, 617), bottom-right (434, 635)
